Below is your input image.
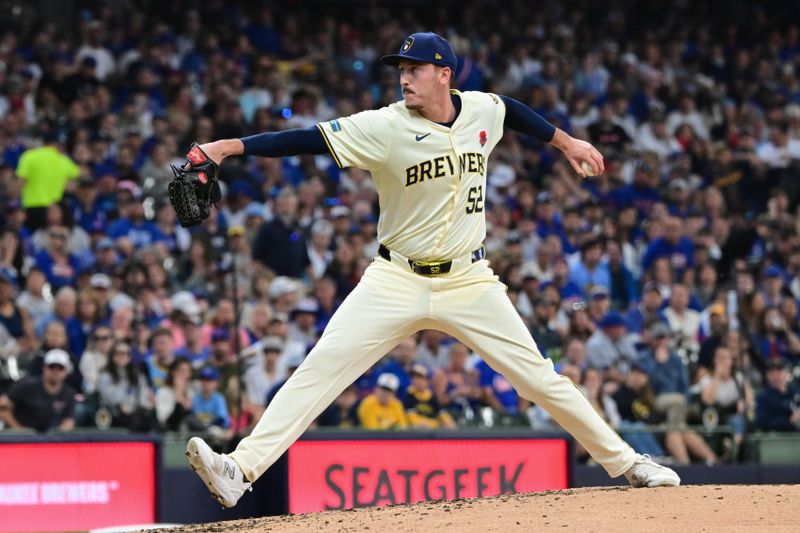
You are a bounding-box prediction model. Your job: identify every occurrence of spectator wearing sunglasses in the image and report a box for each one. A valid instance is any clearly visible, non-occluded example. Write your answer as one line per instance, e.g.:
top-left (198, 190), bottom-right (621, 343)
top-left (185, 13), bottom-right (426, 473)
top-left (97, 341), bottom-right (153, 430)
top-left (79, 325), bottom-right (114, 394)
top-left (0, 349), bottom-right (76, 432)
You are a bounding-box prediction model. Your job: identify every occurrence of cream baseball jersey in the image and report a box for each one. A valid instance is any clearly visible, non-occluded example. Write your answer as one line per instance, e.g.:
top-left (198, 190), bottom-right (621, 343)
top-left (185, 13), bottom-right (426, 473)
top-left (317, 89), bottom-right (506, 261)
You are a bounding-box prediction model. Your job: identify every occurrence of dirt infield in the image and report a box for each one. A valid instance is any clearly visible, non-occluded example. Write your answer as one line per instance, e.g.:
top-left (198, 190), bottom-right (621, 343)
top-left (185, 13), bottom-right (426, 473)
top-left (163, 485), bottom-right (799, 532)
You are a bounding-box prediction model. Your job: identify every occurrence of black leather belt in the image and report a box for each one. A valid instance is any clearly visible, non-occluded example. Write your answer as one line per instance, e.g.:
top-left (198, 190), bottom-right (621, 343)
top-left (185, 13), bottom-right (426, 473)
top-left (378, 244), bottom-right (486, 276)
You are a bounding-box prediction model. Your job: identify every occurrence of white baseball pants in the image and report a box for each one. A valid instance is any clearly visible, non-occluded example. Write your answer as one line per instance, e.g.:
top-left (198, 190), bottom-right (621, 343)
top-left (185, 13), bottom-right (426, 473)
top-left (230, 256), bottom-right (636, 481)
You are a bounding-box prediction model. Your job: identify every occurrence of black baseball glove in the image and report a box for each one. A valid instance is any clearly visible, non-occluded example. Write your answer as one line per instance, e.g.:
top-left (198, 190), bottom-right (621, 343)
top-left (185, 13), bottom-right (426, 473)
top-left (168, 143), bottom-right (221, 227)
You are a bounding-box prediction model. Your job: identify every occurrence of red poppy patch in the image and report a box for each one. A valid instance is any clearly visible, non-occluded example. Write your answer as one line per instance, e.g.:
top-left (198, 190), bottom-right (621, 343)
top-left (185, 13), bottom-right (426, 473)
top-left (479, 130), bottom-right (487, 147)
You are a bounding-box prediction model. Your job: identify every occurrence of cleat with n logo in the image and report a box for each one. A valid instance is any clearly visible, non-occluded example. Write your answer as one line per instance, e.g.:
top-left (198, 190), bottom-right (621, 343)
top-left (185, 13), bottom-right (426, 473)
top-left (222, 461), bottom-right (236, 480)
top-left (186, 437), bottom-right (252, 508)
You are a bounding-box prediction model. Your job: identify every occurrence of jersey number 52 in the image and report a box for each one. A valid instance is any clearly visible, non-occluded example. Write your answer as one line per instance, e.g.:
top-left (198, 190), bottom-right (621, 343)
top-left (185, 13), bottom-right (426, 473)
top-left (466, 185), bottom-right (484, 214)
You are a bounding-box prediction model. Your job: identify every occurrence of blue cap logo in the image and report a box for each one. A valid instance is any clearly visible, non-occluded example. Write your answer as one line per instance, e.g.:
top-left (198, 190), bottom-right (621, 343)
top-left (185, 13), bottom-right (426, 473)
top-left (380, 32), bottom-right (458, 72)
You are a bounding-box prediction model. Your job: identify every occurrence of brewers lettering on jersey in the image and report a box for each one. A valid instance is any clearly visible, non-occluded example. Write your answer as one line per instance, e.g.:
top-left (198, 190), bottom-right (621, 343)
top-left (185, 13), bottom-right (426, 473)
top-left (316, 89), bottom-right (501, 261)
top-left (184, 31), bottom-right (681, 509)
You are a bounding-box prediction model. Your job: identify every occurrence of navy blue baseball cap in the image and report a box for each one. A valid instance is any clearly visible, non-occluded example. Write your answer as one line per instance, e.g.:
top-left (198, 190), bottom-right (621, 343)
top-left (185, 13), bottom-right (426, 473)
top-left (763, 265), bottom-right (784, 278)
top-left (380, 32), bottom-right (457, 71)
top-left (598, 311), bottom-right (627, 329)
top-left (198, 366), bottom-right (219, 381)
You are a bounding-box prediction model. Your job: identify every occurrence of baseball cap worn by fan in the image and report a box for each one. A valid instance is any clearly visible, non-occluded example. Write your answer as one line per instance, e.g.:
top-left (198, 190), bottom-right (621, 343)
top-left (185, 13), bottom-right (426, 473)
top-left (271, 312), bottom-right (290, 325)
top-left (380, 32), bottom-right (458, 71)
top-left (96, 237), bottom-right (114, 251)
top-left (709, 303), bottom-right (726, 317)
top-left (199, 366), bottom-right (219, 381)
top-left (171, 290), bottom-right (201, 318)
top-left (269, 276), bottom-right (299, 300)
top-left (90, 273), bottom-right (112, 290)
top-left (261, 336), bottom-right (285, 353)
top-left (330, 205), bottom-right (351, 219)
top-left (643, 281), bottom-right (661, 296)
top-left (599, 311), bottom-right (626, 329)
top-left (244, 202), bottom-right (267, 220)
top-left (649, 322), bottom-right (671, 339)
top-left (763, 265), bottom-right (784, 278)
top-left (765, 358), bottom-right (788, 371)
top-left (44, 349), bottom-right (72, 372)
top-left (228, 225), bottom-right (246, 237)
top-left (410, 363), bottom-right (430, 378)
top-left (669, 178), bottom-right (690, 192)
top-left (536, 191), bottom-right (554, 205)
top-left (294, 297), bottom-right (319, 314)
top-left (519, 262), bottom-right (540, 281)
top-left (376, 372), bottom-right (400, 392)
top-left (589, 285), bottom-right (609, 300)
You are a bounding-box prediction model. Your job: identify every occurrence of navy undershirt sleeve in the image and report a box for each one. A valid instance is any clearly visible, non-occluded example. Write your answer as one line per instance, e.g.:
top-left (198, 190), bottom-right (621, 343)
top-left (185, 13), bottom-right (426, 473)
top-left (499, 95), bottom-right (556, 142)
top-left (240, 98), bottom-right (554, 156)
top-left (240, 126), bottom-right (329, 157)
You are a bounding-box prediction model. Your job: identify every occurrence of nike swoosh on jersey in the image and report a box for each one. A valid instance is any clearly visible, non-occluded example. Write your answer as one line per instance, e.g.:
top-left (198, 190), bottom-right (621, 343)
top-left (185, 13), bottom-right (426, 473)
top-left (415, 133), bottom-right (432, 141)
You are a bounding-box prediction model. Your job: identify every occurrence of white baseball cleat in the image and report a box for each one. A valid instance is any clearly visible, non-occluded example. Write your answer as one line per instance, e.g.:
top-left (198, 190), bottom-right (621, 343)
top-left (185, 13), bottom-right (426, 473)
top-left (624, 454), bottom-right (681, 488)
top-left (186, 437), bottom-right (252, 507)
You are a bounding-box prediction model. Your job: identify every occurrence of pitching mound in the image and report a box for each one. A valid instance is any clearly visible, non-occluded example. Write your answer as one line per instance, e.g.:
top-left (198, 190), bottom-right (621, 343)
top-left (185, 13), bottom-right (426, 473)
top-left (163, 484), bottom-right (799, 532)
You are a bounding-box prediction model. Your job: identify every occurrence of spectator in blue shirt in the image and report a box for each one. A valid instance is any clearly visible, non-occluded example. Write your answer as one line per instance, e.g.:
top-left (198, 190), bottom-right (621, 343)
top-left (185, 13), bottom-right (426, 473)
top-left (476, 359), bottom-right (529, 416)
top-left (569, 237), bottom-right (611, 296)
top-left (638, 323), bottom-right (690, 400)
top-left (752, 306), bottom-right (800, 365)
top-left (370, 338), bottom-right (416, 401)
top-left (34, 226), bottom-right (82, 291)
top-left (756, 358), bottom-right (800, 432)
top-left (189, 366), bottom-right (231, 430)
top-left (67, 177), bottom-right (107, 233)
top-left (550, 256), bottom-right (583, 300)
top-left (252, 188), bottom-right (309, 278)
top-left (91, 237), bottom-right (121, 275)
top-left (626, 281), bottom-right (667, 337)
top-left (666, 178), bottom-right (694, 218)
top-left (559, 206), bottom-right (582, 255)
top-left (642, 215), bottom-right (695, 276)
top-left (613, 159), bottom-right (662, 220)
top-left (174, 317), bottom-right (211, 365)
top-left (760, 265), bottom-right (788, 308)
top-left (106, 193), bottom-right (167, 256)
top-left (534, 191), bottom-right (563, 240)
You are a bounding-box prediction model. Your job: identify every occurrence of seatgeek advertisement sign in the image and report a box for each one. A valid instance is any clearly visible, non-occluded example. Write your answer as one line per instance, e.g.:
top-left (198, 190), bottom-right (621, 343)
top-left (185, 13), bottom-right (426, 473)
top-left (288, 437), bottom-right (570, 513)
top-left (0, 442), bottom-right (156, 532)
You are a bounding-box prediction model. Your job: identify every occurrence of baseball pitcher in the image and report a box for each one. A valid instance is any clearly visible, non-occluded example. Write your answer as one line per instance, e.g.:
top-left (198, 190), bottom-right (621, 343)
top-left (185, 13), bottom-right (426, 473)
top-left (175, 32), bottom-right (680, 508)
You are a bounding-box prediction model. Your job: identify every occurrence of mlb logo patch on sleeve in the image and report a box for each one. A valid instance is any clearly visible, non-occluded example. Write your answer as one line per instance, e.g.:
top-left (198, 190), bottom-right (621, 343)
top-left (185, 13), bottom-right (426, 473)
top-left (330, 119), bottom-right (342, 132)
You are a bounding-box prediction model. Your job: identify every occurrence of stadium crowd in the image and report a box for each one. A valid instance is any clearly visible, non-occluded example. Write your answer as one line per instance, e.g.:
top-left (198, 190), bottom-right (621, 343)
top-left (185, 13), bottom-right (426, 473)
top-left (1, 0), bottom-right (800, 465)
